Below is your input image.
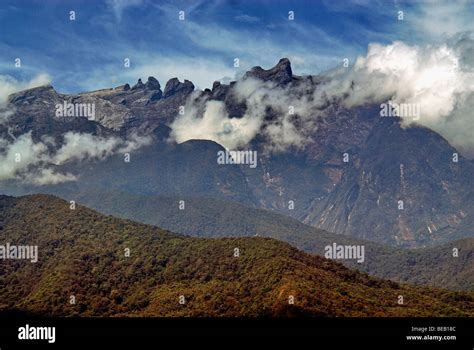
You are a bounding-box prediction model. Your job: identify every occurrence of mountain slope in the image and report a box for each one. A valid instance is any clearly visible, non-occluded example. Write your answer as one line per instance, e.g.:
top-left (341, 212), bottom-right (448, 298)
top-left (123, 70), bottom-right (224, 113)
top-left (0, 137), bottom-right (256, 204)
top-left (303, 116), bottom-right (474, 247)
top-left (0, 194), bottom-right (473, 317)
top-left (59, 191), bottom-right (474, 291)
top-left (2, 58), bottom-right (474, 248)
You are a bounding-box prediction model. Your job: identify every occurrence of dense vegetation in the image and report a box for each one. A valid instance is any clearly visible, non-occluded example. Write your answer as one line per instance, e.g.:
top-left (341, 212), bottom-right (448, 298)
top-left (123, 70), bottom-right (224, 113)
top-left (0, 194), bottom-right (473, 317)
top-left (66, 191), bottom-right (474, 291)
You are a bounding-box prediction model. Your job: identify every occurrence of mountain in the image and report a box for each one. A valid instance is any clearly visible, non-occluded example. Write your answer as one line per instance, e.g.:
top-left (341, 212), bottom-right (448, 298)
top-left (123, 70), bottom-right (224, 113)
top-left (360, 237), bottom-right (474, 291)
top-left (2, 139), bottom-right (256, 204)
top-left (6, 75), bottom-right (194, 132)
top-left (2, 58), bottom-right (474, 248)
top-left (42, 191), bottom-right (473, 291)
top-left (302, 117), bottom-right (474, 247)
top-left (2, 85), bottom-right (111, 143)
top-left (0, 194), bottom-right (473, 317)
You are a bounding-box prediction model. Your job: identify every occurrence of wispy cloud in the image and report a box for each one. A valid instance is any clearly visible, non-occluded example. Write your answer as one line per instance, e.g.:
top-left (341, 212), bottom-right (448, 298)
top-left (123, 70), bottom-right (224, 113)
top-left (234, 14), bottom-right (260, 23)
top-left (2, 0), bottom-right (474, 97)
top-left (73, 50), bottom-right (236, 91)
top-left (0, 131), bottom-right (153, 185)
top-left (412, 1), bottom-right (474, 41)
top-left (106, 0), bottom-right (143, 22)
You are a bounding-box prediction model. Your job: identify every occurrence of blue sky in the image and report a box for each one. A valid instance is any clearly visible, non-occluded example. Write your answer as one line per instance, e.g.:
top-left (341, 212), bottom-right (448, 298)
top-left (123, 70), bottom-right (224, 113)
top-left (1, 0), bottom-right (473, 93)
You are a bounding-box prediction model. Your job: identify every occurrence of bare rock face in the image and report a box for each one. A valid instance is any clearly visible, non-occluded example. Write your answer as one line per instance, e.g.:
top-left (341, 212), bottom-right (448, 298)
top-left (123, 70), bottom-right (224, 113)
top-left (163, 78), bottom-right (194, 98)
top-left (131, 78), bottom-right (145, 90)
top-left (145, 76), bottom-right (161, 90)
top-left (4, 85), bottom-right (112, 142)
top-left (244, 58), bottom-right (294, 85)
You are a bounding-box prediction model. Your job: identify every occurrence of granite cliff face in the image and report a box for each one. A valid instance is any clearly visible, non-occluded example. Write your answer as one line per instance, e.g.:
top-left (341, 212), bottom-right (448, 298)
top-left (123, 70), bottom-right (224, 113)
top-left (2, 59), bottom-right (474, 248)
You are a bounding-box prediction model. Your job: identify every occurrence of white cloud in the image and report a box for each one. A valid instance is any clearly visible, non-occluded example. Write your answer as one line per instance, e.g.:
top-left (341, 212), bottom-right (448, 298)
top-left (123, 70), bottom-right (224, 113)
top-left (106, 0), bottom-right (143, 22)
top-left (170, 94), bottom-right (263, 149)
top-left (170, 77), bottom-right (319, 152)
top-left (52, 132), bottom-right (122, 164)
top-left (180, 20), bottom-right (343, 77)
top-left (415, 1), bottom-right (474, 40)
top-left (0, 132), bottom-right (49, 181)
top-left (0, 73), bottom-right (51, 103)
top-left (315, 37), bottom-right (474, 154)
top-left (25, 168), bottom-right (77, 186)
top-left (233, 78), bottom-right (316, 152)
top-left (0, 131), bottom-right (152, 185)
top-left (170, 36), bottom-right (474, 156)
top-left (53, 131), bottom-right (152, 164)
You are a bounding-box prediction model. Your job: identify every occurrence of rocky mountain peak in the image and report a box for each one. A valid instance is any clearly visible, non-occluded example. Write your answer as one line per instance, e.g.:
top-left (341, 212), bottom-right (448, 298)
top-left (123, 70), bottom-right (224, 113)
top-left (244, 57), bottom-right (293, 84)
top-left (131, 78), bottom-right (144, 90)
top-left (163, 78), bottom-right (195, 98)
top-left (212, 81), bottom-right (221, 91)
top-left (145, 76), bottom-right (161, 90)
top-left (7, 84), bottom-right (59, 104)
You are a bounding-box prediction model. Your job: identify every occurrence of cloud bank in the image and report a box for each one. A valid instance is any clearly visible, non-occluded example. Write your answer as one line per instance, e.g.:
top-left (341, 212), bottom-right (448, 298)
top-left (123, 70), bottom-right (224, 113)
top-left (170, 34), bottom-right (474, 156)
top-left (170, 78), bottom-right (320, 152)
top-left (170, 94), bottom-right (262, 150)
top-left (318, 34), bottom-right (474, 155)
top-left (0, 131), bottom-right (152, 185)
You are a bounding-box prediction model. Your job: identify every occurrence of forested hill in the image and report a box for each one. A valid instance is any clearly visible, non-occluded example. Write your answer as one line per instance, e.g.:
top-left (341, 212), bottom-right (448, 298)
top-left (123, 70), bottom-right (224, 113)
top-left (0, 194), bottom-right (473, 317)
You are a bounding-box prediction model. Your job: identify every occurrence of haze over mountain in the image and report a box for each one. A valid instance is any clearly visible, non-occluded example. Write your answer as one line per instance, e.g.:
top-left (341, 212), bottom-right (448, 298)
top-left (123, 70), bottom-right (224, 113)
top-left (1, 194), bottom-right (473, 317)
